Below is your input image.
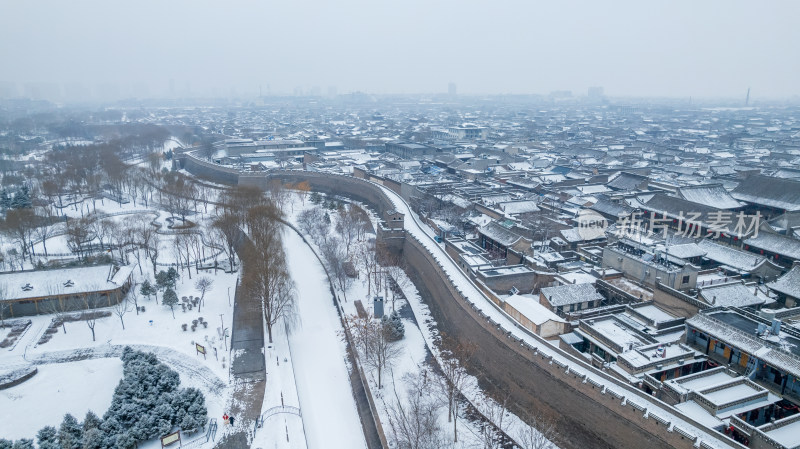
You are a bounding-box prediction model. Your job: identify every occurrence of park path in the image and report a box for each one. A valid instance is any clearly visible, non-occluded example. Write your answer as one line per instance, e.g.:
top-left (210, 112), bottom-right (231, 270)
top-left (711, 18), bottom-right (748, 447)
top-left (216, 231), bottom-right (267, 448)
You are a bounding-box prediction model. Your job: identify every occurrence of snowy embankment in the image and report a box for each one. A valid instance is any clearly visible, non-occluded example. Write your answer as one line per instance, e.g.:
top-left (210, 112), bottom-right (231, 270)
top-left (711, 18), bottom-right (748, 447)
top-left (276, 228), bottom-right (368, 449)
top-left (286, 197), bottom-right (514, 448)
top-left (372, 182), bottom-right (735, 449)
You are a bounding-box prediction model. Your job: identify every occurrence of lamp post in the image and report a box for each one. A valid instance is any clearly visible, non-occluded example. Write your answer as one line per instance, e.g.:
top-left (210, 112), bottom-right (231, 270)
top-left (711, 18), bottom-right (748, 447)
top-left (220, 313), bottom-right (228, 351)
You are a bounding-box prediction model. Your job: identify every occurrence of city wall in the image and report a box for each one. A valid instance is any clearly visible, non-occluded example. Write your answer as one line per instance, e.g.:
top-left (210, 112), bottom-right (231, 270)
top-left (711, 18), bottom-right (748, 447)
top-left (180, 157), bottom-right (740, 449)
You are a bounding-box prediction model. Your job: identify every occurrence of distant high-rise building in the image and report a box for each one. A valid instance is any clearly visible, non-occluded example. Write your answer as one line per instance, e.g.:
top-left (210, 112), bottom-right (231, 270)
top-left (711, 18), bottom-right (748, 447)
top-left (327, 86), bottom-right (337, 97)
top-left (588, 86), bottom-right (604, 98)
top-left (448, 82), bottom-right (457, 96)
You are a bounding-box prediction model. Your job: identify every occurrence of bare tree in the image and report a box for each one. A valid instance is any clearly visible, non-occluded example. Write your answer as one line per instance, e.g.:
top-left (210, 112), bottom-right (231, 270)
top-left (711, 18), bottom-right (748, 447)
top-left (188, 231), bottom-right (205, 274)
top-left (211, 213), bottom-right (240, 270)
top-left (81, 292), bottom-right (103, 342)
top-left (1, 208), bottom-right (38, 262)
top-left (65, 215), bottom-right (94, 260)
top-left (320, 236), bottom-right (353, 302)
top-left (43, 284), bottom-right (71, 333)
top-left (0, 285), bottom-right (8, 327)
top-left (293, 181), bottom-right (311, 206)
top-left (194, 276), bottom-right (214, 313)
top-left (515, 412), bottom-right (556, 449)
top-left (242, 248), bottom-right (296, 343)
top-left (33, 211), bottom-right (57, 257)
top-left (112, 293), bottom-right (129, 330)
top-left (128, 284), bottom-right (140, 316)
top-left (436, 336), bottom-right (476, 442)
top-left (336, 205), bottom-right (359, 255)
top-left (475, 394), bottom-right (512, 449)
top-left (356, 239), bottom-right (379, 296)
top-left (363, 315), bottom-right (402, 389)
top-left (386, 370), bottom-right (451, 449)
top-left (241, 203), bottom-right (295, 343)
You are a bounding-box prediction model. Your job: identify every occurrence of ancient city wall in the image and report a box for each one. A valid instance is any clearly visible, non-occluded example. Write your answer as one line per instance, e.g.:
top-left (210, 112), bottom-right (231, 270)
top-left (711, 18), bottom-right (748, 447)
top-left (179, 160), bottom-right (740, 449)
top-left (401, 233), bottom-right (711, 449)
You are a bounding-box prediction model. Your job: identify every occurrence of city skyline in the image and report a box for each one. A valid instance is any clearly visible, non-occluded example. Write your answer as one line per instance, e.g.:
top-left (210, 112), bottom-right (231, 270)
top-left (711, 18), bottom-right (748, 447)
top-left (1, 0), bottom-right (799, 102)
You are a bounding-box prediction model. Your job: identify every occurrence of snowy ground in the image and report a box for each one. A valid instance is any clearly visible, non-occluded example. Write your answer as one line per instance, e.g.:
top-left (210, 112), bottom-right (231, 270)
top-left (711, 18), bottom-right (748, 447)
top-left (284, 198), bottom-right (493, 448)
top-left (0, 358), bottom-right (123, 440)
top-left (0, 250), bottom-right (237, 446)
top-left (256, 228), bottom-right (367, 449)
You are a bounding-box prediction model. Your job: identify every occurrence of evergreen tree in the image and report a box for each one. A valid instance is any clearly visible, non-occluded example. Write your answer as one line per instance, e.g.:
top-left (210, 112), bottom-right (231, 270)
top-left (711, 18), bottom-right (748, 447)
top-left (140, 279), bottom-right (155, 302)
top-left (310, 191), bottom-right (322, 204)
top-left (58, 413), bottom-right (82, 449)
top-left (11, 440), bottom-right (34, 449)
top-left (11, 186), bottom-right (31, 209)
top-left (166, 267), bottom-right (179, 287)
top-left (0, 440), bottom-right (11, 449)
top-left (101, 347), bottom-right (207, 446)
top-left (83, 410), bottom-right (102, 432)
top-left (114, 432), bottom-right (136, 449)
top-left (383, 310), bottom-right (405, 341)
top-left (0, 189), bottom-right (11, 210)
top-left (80, 428), bottom-right (104, 449)
top-left (162, 288), bottom-right (179, 319)
top-left (35, 427), bottom-right (59, 449)
top-left (155, 270), bottom-right (171, 291)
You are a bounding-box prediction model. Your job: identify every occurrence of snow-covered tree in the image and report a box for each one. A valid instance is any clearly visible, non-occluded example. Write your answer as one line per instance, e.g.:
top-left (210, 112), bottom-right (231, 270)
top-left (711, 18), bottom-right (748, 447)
top-left (162, 288), bottom-right (179, 319)
top-left (11, 440), bottom-right (34, 449)
top-left (58, 413), bottom-right (82, 449)
top-left (194, 276), bottom-right (213, 313)
top-left (140, 279), bottom-right (156, 304)
top-left (35, 426), bottom-right (58, 449)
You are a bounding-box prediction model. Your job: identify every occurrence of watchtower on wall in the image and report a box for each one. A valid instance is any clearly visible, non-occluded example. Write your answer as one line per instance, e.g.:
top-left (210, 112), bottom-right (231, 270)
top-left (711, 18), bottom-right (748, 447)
top-left (377, 210), bottom-right (405, 255)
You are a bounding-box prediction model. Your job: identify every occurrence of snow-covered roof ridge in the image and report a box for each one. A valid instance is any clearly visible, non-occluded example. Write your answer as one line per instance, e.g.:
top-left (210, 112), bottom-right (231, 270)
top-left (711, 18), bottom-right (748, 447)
top-left (676, 183), bottom-right (744, 210)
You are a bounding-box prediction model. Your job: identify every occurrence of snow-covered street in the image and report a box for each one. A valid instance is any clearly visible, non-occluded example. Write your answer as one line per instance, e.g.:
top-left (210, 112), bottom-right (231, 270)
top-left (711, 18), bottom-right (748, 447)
top-left (278, 228), bottom-right (368, 449)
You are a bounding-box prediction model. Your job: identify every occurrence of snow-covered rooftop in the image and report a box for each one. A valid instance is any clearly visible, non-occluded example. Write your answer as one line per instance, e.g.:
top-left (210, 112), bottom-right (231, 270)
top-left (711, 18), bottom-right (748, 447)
top-left (0, 265), bottom-right (135, 302)
top-left (503, 294), bottom-right (566, 326)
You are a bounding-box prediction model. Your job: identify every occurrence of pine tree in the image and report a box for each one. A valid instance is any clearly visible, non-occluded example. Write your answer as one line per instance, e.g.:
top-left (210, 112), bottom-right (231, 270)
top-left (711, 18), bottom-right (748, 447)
top-left (384, 310), bottom-right (405, 341)
top-left (166, 267), bottom-right (179, 287)
top-left (83, 410), bottom-right (102, 432)
top-left (140, 279), bottom-right (156, 303)
top-left (80, 428), bottom-right (104, 449)
top-left (58, 413), bottom-right (82, 449)
top-left (11, 186), bottom-right (31, 209)
top-left (35, 427), bottom-right (59, 449)
top-left (0, 189), bottom-right (11, 210)
top-left (11, 440), bottom-right (34, 449)
top-left (162, 288), bottom-right (179, 319)
top-left (0, 440), bottom-right (11, 449)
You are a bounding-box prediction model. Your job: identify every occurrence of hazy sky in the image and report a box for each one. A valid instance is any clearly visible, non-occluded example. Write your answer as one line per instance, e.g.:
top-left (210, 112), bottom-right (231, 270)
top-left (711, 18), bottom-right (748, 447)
top-left (1, 0), bottom-right (798, 100)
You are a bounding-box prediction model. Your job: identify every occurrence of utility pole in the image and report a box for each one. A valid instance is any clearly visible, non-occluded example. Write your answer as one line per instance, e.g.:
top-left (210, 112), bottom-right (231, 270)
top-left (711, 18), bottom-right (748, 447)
top-left (220, 313), bottom-right (228, 351)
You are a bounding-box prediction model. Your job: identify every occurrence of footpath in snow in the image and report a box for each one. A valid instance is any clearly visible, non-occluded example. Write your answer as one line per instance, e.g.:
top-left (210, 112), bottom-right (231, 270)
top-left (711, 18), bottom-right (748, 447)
top-left (280, 228), bottom-right (368, 449)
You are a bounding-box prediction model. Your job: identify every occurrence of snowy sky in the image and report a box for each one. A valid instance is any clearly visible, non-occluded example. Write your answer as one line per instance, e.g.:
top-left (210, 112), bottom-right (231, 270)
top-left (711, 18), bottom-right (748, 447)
top-left (1, 0), bottom-right (798, 100)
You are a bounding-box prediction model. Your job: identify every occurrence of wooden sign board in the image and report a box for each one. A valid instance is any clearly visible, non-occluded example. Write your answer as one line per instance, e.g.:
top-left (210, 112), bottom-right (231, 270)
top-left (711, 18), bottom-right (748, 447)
top-left (196, 343), bottom-right (206, 359)
top-left (161, 431), bottom-right (181, 447)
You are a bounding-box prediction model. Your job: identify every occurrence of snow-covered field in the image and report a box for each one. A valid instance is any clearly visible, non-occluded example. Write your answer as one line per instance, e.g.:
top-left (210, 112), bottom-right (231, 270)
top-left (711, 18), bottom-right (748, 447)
top-left (0, 195), bottom-right (238, 446)
top-left (0, 358), bottom-right (122, 440)
top-left (275, 228), bottom-right (367, 449)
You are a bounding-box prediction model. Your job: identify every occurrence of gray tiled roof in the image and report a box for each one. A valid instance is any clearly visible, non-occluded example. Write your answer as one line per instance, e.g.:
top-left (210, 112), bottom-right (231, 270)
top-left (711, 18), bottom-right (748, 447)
top-left (541, 283), bottom-right (603, 306)
top-left (731, 175), bottom-right (800, 211)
